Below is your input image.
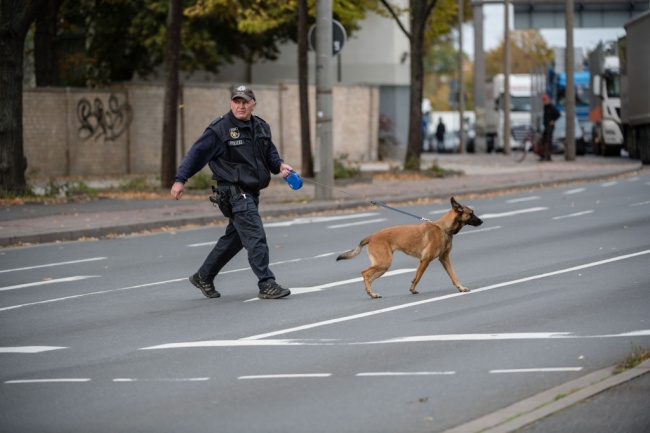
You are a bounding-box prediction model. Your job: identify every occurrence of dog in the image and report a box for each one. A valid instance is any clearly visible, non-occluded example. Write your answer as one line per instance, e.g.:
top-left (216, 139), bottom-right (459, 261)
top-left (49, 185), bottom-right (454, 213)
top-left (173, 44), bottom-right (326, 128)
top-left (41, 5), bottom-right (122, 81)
top-left (336, 197), bottom-right (483, 299)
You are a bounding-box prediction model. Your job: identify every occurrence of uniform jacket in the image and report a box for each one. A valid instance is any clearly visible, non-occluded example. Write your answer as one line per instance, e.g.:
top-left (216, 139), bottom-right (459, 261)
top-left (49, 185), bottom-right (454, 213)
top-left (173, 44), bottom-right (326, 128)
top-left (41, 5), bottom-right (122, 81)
top-left (174, 111), bottom-right (284, 193)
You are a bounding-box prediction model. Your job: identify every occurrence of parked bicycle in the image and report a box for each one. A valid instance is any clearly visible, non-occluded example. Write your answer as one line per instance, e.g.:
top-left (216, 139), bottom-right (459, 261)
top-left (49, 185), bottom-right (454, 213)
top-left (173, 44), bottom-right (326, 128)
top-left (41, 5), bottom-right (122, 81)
top-left (511, 125), bottom-right (541, 162)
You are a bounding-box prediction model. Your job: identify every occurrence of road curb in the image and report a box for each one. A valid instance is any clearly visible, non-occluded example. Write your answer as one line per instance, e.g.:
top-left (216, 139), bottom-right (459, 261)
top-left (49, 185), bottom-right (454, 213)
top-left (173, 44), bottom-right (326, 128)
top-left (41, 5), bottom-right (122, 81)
top-left (441, 358), bottom-right (650, 433)
top-left (0, 164), bottom-right (641, 248)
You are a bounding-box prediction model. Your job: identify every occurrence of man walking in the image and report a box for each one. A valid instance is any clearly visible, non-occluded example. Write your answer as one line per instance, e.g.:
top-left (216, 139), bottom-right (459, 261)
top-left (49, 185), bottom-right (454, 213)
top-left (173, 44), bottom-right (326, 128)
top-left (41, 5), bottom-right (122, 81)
top-left (170, 85), bottom-right (293, 300)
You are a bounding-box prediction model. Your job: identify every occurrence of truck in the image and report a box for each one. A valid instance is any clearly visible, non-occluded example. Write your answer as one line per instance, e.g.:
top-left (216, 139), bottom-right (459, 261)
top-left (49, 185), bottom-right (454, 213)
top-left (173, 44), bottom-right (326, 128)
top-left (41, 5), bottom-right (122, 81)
top-left (619, 10), bottom-right (650, 164)
top-left (484, 73), bottom-right (533, 152)
top-left (589, 42), bottom-right (624, 156)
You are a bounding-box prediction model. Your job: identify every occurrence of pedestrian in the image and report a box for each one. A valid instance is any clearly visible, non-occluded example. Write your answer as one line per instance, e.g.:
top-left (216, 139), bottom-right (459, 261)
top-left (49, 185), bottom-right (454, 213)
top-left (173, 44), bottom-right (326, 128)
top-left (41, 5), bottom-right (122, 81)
top-left (435, 117), bottom-right (446, 153)
top-left (170, 85), bottom-right (293, 300)
top-left (541, 93), bottom-right (560, 161)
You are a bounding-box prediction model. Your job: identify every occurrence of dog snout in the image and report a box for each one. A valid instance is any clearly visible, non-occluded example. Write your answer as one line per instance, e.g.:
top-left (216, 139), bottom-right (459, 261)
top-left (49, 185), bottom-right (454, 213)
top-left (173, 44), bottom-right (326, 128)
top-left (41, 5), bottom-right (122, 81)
top-left (471, 215), bottom-right (483, 226)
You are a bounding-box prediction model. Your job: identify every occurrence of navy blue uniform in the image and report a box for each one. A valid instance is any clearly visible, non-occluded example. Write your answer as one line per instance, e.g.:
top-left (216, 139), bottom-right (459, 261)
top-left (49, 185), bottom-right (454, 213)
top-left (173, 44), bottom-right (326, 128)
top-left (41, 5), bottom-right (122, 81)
top-left (175, 110), bottom-right (284, 288)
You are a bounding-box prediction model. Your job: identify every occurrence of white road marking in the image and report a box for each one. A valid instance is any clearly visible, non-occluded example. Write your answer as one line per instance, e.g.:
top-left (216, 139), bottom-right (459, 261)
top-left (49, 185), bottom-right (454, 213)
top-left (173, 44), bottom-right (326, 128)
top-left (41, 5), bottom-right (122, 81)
top-left (238, 374), bottom-right (331, 380)
top-left (0, 346), bottom-right (67, 353)
top-left (630, 200), bottom-right (650, 207)
top-left (327, 218), bottom-right (387, 229)
top-left (0, 252), bottom-right (340, 312)
top-left (5, 378), bottom-right (90, 383)
top-left (457, 226), bottom-right (501, 235)
top-left (244, 268), bottom-right (416, 301)
top-left (0, 278), bottom-right (186, 312)
top-left (490, 368), bottom-right (583, 374)
top-left (506, 196), bottom-right (541, 203)
top-left (239, 249), bottom-right (650, 341)
top-left (428, 209), bottom-right (449, 216)
top-left (142, 339), bottom-right (314, 350)
top-left (480, 207), bottom-right (548, 219)
top-left (264, 213), bottom-right (382, 228)
top-left (356, 371), bottom-right (455, 376)
top-left (363, 333), bottom-right (574, 343)
top-left (552, 210), bottom-right (594, 220)
top-left (0, 257), bottom-right (107, 274)
top-left (0, 276), bottom-right (100, 292)
top-left (139, 330), bottom-right (650, 350)
top-left (563, 188), bottom-right (586, 195)
top-left (601, 181), bottom-right (618, 187)
top-left (113, 377), bottom-right (210, 382)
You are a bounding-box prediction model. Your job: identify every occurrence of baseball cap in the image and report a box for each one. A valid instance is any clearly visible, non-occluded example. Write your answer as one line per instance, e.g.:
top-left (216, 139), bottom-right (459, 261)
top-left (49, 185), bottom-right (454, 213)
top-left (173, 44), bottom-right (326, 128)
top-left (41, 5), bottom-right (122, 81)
top-left (231, 85), bottom-right (256, 101)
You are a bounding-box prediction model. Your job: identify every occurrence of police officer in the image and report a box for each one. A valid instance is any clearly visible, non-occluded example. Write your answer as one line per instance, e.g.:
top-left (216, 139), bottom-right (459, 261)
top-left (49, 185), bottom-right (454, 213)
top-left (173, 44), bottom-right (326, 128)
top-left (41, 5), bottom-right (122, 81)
top-left (170, 85), bottom-right (293, 300)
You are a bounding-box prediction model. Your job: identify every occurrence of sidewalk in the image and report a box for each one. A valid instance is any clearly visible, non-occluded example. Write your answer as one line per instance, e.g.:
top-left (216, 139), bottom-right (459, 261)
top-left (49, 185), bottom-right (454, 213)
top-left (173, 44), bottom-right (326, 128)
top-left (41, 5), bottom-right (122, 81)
top-left (0, 153), bottom-right (643, 248)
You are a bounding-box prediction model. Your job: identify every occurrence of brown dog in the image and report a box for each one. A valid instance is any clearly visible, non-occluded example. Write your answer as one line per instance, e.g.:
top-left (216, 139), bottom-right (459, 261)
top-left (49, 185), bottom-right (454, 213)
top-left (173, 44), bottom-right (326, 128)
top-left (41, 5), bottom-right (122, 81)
top-left (336, 197), bottom-right (483, 299)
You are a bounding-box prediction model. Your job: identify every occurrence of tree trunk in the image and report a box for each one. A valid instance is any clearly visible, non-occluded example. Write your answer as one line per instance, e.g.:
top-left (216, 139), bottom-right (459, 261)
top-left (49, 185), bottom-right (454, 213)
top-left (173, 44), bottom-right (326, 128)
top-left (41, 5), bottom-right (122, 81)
top-left (160, 0), bottom-right (182, 188)
top-left (404, 0), bottom-right (430, 170)
top-left (34, 0), bottom-right (64, 86)
top-left (0, 0), bottom-right (48, 195)
top-left (298, 0), bottom-right (313, 177)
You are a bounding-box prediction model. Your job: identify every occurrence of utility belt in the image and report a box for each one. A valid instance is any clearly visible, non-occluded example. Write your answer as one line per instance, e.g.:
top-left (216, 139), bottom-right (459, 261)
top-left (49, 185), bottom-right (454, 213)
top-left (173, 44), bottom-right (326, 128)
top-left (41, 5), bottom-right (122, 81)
top-left (209, 183), bottom-right (256, 218)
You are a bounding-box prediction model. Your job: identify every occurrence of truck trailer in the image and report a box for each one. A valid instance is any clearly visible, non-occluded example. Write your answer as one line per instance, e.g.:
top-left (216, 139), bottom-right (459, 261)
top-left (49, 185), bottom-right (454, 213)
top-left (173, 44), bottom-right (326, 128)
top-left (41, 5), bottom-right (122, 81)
top-left (619, 10), bottom-right (650, 164)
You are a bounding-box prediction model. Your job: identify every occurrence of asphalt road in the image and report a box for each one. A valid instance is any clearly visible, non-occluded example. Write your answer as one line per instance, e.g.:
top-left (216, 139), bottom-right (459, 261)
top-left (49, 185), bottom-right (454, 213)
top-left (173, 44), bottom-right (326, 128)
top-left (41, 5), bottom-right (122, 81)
top-left (1, 173), bottom-right (649, 433)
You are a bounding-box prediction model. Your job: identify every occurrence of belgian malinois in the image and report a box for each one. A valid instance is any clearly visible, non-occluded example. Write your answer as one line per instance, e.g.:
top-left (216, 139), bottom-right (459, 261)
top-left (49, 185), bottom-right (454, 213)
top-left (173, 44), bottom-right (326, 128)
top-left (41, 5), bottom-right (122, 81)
top-left (336, 197), bottom-right (483, 299)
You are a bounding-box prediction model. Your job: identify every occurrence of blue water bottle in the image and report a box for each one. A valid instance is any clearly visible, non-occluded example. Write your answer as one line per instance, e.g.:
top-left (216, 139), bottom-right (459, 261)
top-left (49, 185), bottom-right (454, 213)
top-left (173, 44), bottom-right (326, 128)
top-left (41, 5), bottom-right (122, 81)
top-left (283, 170), bottom-right (303, 190)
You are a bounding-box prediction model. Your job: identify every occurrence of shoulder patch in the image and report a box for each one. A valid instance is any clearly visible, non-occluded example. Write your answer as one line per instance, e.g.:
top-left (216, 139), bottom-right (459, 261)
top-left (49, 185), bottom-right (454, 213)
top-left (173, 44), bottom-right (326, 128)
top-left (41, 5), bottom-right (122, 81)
top-left (210, 116), bottom-right (223, 125)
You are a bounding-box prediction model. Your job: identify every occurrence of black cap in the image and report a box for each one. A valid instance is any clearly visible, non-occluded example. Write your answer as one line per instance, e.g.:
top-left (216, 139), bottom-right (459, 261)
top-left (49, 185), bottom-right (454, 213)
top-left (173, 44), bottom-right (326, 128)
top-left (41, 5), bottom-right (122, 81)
top-left (231, 85), bottom-right (256, 101)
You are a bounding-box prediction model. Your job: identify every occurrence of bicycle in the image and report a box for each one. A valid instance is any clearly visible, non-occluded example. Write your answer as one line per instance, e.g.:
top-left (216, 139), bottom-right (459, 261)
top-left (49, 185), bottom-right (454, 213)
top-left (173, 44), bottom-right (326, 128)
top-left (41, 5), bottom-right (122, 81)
top-left (511, 126), bottom-right (541, 162)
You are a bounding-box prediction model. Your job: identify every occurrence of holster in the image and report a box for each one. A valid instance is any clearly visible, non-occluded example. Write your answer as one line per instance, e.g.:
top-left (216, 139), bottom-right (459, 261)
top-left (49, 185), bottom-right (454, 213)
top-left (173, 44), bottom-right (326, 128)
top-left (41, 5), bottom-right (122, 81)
top-left (210, 185), bottom-right (233, 219)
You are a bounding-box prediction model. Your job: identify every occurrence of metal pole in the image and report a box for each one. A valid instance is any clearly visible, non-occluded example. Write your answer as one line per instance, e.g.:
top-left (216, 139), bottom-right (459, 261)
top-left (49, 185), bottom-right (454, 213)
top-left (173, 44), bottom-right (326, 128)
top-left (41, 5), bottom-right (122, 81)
top-left (315, 0), bottom-right (333, 200)
top-left (503, 0), bottom-right (511, 154)
top-left (473, 2), bottom-right (486, 152)
top-left (565, 0), bottom-right (576, 161)
top-left (458, 0), bottom-right (465, 153)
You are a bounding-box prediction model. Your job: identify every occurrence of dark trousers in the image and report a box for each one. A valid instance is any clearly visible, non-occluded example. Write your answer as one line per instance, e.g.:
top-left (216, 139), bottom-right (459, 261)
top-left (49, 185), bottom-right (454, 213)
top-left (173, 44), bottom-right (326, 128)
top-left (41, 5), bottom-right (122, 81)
top-left (198, 192), bottom-right (275, 288)
top-left (542, 126), bottom-right (554, 160)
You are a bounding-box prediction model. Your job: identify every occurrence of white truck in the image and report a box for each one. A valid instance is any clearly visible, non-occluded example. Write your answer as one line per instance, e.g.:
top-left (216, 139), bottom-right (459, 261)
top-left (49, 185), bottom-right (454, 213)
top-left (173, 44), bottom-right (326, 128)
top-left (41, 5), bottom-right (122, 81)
top-left (619, 11), bottom-right (650, 164)
top-left (589, 42), bottom-right (624, 156)
top-left (484, 73), bottom-right (533, 152)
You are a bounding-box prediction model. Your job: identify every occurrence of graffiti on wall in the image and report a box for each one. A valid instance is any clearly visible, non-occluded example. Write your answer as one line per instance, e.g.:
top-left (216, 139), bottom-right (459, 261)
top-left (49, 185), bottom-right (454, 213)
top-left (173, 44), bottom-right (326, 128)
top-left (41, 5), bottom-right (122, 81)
top-left (77, 94), bottom-right (132, 142)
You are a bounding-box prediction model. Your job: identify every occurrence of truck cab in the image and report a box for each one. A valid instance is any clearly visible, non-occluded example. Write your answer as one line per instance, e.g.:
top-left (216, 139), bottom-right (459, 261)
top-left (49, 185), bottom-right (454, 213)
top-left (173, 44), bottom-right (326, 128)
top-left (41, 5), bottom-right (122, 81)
top-left (589, 44), bottom-right (624, 156)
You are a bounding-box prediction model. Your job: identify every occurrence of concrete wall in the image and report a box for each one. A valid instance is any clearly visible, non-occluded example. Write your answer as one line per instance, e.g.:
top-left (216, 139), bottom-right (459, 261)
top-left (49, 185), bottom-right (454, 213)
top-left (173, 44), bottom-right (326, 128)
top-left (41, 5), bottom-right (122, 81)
top-left (23, 82), bottom-right (379, 178)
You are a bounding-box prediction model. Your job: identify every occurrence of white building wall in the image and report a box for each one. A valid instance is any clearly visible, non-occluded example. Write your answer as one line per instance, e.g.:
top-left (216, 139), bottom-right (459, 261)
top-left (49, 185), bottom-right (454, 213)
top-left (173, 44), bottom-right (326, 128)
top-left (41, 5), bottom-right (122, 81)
top-left (211, 6), bottom-right (411, 86)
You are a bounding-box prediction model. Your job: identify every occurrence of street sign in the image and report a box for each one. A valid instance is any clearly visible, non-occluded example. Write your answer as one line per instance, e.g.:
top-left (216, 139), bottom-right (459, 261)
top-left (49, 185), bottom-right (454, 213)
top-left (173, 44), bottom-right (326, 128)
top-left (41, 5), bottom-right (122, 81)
top-left (308, 20), bottom-right (347, 56)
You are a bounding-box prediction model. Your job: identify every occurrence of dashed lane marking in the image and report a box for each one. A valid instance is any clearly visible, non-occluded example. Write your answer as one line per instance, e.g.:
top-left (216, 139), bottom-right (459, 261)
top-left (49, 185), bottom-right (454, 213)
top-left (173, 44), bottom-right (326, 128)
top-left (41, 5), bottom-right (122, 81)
top-left (0, 276), bottom-right (100, 292)
top-left (0, 257), bottom-right (106, 274)
top-left (0, 346), bottom-right (67, 353)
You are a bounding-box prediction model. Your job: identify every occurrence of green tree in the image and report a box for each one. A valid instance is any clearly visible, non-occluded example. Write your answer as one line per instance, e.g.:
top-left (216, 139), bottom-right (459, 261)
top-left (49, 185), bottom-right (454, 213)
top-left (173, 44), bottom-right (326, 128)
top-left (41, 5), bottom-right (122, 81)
top-left (380, 0), bottom-right (471, 170)
top-left (485, 29), bottom-right (554, 77)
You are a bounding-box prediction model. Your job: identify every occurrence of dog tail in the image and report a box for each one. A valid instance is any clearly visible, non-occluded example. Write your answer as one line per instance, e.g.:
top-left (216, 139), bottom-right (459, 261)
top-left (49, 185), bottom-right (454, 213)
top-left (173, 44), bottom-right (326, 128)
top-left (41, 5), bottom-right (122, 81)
top-left (336, 237), bottom-right (369, 261)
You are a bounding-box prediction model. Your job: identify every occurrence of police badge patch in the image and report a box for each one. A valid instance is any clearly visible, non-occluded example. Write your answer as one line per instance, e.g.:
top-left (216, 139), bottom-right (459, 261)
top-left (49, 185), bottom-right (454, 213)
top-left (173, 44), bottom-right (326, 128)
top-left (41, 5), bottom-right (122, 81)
top-left (229, 128), bottom-right (240, 139)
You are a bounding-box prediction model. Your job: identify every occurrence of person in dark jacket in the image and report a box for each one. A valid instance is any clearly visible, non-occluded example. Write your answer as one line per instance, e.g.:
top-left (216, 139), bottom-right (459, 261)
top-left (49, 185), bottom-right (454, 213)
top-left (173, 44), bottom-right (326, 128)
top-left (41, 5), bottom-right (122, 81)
top-left (435, 117), bottom-right (446, 153)
top-left (541, 93), bottom-right (561, 161)
top-left (170, 85), bottom-right (294, 300)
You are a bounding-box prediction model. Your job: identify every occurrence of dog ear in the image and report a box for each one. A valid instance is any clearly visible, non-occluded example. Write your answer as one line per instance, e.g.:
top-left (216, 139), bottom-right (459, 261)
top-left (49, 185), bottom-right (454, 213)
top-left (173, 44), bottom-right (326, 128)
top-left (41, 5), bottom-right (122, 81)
top-left (451, 197), bottom-right (462, 213)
